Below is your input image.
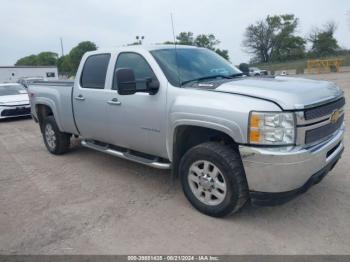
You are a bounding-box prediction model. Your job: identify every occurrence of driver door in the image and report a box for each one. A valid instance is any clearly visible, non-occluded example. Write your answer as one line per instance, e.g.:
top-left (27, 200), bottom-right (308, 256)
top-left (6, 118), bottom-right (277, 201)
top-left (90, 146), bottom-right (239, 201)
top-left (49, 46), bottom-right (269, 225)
top-left (106, 52), bottom-right (167, 157)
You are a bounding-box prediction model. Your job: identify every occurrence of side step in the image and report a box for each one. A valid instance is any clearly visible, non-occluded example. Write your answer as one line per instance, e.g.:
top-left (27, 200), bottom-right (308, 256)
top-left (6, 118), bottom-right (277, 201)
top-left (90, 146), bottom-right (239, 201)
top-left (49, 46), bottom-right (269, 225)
top-left (81, 139), bottom-right (171, 170)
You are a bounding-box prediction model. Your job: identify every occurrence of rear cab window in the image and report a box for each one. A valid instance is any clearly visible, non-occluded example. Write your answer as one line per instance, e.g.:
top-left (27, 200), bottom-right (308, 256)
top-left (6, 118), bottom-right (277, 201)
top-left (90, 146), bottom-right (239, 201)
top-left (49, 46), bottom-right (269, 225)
top-left (80, 54), bottom-right (111, 89)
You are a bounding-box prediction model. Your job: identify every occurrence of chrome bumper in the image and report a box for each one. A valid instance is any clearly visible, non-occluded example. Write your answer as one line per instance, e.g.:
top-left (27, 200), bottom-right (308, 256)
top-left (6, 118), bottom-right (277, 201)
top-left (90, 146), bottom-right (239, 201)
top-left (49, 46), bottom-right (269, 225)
top-left (239, 124), bottom-right (345, 193)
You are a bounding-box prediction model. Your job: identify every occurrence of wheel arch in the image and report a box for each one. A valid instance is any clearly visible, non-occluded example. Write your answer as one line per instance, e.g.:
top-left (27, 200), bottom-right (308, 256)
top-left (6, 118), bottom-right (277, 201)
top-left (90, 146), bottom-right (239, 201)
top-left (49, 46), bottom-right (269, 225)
top-left (35, 101), bottom-right (62, 132)
top-left (170, 123), bottom-right (240, 179)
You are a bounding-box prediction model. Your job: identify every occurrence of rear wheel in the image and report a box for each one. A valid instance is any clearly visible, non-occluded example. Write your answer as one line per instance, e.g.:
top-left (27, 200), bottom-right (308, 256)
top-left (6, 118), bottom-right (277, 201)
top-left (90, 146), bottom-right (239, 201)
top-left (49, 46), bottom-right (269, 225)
top-left (42, 116), bottom-right (70, 155)
top-left (180, 142), bottom-right (249, 217)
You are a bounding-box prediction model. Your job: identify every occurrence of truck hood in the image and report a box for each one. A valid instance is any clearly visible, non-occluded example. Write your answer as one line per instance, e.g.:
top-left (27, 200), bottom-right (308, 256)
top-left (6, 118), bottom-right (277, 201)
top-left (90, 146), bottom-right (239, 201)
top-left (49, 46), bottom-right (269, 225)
top-left (0, 94), bottom-right (29, 105)
top-left (215, 76), bottom-right (343, 110)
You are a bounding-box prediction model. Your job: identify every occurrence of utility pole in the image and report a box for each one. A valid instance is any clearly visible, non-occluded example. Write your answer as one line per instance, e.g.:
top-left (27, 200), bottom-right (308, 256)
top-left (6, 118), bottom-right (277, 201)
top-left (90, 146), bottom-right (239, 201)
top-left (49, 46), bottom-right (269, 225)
top-left (60, 37), bottom-right (64, 56)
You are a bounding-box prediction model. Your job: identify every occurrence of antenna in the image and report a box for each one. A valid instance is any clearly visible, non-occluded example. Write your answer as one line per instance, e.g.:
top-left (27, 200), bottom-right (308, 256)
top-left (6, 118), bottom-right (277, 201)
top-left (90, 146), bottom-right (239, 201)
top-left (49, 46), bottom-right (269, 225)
top-left (170, 13), bottom-right (182, 86)
top-left (170, 13), bottom-right (176, 44)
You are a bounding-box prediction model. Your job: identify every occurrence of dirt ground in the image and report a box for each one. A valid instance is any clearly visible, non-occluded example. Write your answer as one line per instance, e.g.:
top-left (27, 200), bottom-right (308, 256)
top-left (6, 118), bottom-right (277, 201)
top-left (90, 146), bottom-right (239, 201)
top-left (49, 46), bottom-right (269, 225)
top-left (0, 72), bottom-right (349, 255)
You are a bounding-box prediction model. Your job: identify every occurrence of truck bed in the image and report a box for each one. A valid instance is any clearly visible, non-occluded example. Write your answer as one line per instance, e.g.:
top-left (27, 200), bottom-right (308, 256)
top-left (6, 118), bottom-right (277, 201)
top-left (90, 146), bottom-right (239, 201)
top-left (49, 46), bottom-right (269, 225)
top-left (28, 80), bottom-right (79, 135)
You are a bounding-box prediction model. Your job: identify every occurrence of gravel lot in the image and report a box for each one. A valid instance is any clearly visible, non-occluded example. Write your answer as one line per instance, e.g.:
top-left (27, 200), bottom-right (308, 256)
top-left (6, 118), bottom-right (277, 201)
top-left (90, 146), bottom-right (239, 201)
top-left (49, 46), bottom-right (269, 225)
top-left (0, 72), bottom-right (349, 255)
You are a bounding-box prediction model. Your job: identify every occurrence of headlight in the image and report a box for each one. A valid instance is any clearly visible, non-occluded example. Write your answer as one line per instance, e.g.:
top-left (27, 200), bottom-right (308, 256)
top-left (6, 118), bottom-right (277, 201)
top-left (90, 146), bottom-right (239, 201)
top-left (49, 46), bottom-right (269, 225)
top-left (248, 111), bottom-right (295, 145)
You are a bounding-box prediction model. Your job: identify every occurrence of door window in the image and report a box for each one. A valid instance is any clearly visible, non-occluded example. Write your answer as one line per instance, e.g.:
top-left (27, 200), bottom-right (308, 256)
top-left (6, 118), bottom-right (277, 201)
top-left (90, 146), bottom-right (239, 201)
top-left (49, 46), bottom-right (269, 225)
top-left (113, 52), bottom-right (156, 90)
top-left (81, 54), bottom-right (111, 89)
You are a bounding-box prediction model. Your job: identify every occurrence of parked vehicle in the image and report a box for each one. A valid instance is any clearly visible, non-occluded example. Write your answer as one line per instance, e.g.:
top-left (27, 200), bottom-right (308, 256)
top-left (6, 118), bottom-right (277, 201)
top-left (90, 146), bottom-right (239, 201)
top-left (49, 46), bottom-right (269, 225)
top-left (0, 83), bottom-right (31, 119)
top-left (17, 76), bottom-right (45, 88)
top-left (28, 45), bottom-right (345, 217)
top-left (249, 67), bottom-right (268, 76)
top-left (280, 71), bottom-right (288, 76)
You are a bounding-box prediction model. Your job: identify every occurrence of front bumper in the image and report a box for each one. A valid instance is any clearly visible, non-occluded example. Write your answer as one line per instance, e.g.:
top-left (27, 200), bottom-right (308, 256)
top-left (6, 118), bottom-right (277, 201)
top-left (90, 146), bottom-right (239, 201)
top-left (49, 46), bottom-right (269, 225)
top-left (249, 146), bottom-right (343, 206)
top-left (0, 105), bottom-right (31, 119)
top-left (239, 123), bottom-right (345, 198)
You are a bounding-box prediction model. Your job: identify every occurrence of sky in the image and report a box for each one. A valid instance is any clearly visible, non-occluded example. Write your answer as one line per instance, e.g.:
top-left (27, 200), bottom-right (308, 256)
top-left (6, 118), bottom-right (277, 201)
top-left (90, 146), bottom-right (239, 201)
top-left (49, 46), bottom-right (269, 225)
top-left (1, 0), bottom-right (350, 65)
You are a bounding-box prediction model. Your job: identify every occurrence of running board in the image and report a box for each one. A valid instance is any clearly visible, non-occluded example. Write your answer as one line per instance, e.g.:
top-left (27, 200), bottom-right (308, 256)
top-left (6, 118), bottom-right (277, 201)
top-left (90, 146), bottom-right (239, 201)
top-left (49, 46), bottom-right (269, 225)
top-left (81, 140), bottom-right (171, 170)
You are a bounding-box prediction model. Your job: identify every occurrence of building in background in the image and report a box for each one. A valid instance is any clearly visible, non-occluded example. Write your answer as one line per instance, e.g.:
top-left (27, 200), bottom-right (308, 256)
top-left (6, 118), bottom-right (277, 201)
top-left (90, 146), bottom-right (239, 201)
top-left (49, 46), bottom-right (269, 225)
top-left (0, 66), bottom-right (58, 83)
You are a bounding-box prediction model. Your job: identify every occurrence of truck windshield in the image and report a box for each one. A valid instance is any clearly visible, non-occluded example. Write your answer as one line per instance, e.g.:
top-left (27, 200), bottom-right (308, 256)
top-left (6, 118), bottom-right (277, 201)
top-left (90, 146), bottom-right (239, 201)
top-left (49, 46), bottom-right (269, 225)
top-left (151, 48), bottom-right (242, 87)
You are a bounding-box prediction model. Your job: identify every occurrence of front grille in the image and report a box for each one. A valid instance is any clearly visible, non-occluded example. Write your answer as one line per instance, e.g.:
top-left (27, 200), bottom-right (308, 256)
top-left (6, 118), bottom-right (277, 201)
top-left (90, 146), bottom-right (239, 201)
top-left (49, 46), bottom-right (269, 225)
top-left (1, 107), bottom-right (31, 117)
top-left (305, 114), bottom-right (344, 144)
top-left (304, 97), bottom-right (345, 120)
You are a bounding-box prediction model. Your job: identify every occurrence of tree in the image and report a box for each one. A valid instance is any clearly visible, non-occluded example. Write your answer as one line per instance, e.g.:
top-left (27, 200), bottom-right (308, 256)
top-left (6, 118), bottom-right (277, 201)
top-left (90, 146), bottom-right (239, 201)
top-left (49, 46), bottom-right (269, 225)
top-left (194, 34), bottom-right (229, 60)
top-left (15, 55), bottom-right (38, 66)
top-left (308, 22), bottom-right (339, 57)
top-left (36, 52), bottom-right (58, 66)
top-left (15, 41), bottom-right (97, 76)
top-left (272, 35), bottom-right (305, 61)
top-left (243, 14), bottom-right (306, 63)
top-left (194, 34), bottom-right (219, 50)
top-left (238, 63), bottom-right (249, 75)
top-left (214, 49), bottom-right (230, 60)
top-left (69, 41), bottom-right (97, 74)
top-left (177, 32), bottom-right (195, 45)
top-left (57, 55), bottom-right (72, 75)
top-left (15, 52), bottom-right (58, 66)
top-left (164, 32), bottom-right (230, 60)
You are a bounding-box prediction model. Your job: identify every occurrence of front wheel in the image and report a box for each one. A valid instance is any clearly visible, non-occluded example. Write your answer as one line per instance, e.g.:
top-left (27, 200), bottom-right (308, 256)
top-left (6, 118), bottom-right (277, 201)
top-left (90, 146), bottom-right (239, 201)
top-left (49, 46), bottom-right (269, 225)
top-left (180, 142), bottom-right (249, 217)
top-left (42, 116), bottom-right (71, 155)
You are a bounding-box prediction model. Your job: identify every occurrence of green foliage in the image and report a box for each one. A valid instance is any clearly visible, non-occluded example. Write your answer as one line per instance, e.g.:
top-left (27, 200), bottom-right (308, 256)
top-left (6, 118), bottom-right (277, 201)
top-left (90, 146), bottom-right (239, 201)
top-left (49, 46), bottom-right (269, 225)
top-left (15, 55), bottom-right (38, 66)
top-left (308, 22), bottom-right (339, 57)
top-left (165, 32), bottom-right (230, 60)
top-left (36, 52), bottom-right (58, 65)
top-left (238, 63), bottom-right (249, 75)
top-left (176, 32), bottom-right (195, 45)
top-left (214, 49), bottom-right (229, 60)
top-left (15, 41), bottom-right (97, 76)
top-left (69, 41), bottom-right (97, 75)
top-left (272, 35), bottom-right (306, 61)
top-left (243, 14), bottom-right (306, 63)
top-left (194, 34), bottom-right (219, 50)
top-left (252, 50), bottom-right (350, 74)
top-left (57, 55), bottom-right (72, 75)
top-left (15, 52), bottom-right (58, 66)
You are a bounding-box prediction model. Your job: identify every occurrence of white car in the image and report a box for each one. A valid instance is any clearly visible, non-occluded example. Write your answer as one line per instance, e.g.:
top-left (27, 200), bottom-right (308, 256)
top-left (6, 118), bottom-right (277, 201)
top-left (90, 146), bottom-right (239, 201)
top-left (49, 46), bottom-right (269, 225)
top-left (249, 67), bottom-right (268, 76)
top-left (280, 71), bottom-right (288, 76)
top-left (0, 83), bottom-right (31, 119)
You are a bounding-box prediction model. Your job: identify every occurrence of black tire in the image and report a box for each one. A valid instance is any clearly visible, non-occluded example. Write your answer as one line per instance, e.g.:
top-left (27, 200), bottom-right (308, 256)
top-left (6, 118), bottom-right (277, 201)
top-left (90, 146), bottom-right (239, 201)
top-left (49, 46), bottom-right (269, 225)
top-left (42, 115), bottom-right (70, 155)
top-left (180, 142), bottom-right (249, 217)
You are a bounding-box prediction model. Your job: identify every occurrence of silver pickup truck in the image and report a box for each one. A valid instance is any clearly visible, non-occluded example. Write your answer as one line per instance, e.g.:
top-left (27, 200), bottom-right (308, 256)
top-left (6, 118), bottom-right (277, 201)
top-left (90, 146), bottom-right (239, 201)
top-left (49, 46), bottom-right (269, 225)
top-left (28, 45), bottom-right (345, 217)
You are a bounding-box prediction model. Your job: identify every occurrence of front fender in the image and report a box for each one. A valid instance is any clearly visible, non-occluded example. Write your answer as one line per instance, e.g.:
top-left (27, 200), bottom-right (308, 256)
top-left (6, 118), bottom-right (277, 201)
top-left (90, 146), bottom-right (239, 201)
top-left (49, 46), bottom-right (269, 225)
top-left (166, 112), bottom-right (244, 161)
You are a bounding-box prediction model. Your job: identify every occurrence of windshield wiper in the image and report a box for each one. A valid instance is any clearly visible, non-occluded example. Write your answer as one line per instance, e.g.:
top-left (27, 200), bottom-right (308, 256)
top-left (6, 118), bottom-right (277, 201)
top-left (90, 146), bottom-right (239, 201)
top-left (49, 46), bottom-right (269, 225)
top-left (180, 73), bottom-right (243, 87)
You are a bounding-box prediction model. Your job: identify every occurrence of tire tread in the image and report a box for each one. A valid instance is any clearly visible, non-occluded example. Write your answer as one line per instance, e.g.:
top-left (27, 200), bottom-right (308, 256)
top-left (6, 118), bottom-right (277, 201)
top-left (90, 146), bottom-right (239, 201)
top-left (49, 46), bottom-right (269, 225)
top-left (42, 116), bottom-right (70, 155)
top-left (180, 142), bottom-right (249, 217)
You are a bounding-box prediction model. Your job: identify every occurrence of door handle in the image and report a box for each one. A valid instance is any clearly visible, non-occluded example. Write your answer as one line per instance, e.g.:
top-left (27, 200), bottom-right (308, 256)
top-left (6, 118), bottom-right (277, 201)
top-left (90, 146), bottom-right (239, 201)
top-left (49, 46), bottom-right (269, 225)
top-left (107, 98), bottom-right (121, 105)
top-left (74, 94), bottom-right (85, 101)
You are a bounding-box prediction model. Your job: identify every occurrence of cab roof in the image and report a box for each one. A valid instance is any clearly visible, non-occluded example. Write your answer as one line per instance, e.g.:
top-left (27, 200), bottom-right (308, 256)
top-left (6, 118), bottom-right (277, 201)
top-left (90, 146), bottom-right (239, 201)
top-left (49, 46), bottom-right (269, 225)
top-left (87, 44), bottom-right (199, 55)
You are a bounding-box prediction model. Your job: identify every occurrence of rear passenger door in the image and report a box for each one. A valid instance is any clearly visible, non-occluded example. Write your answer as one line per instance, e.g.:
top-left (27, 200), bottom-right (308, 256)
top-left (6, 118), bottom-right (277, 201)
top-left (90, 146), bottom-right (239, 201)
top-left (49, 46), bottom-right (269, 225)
top-left (73, 53), bottom-right (111, 142)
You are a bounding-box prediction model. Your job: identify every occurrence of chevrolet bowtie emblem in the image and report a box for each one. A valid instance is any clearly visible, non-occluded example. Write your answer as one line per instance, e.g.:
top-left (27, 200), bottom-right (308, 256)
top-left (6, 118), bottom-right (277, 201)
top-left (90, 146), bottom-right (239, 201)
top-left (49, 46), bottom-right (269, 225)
top-left (330, 110), bottom-right (341, 124)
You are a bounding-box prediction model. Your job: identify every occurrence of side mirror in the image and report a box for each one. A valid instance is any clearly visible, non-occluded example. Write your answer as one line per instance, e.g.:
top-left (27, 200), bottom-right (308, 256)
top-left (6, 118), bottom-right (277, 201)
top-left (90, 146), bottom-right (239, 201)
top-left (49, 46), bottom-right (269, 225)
top-left (146, 78), bottom-right (160, 95)
top-left (116, 68), bottom-right (137, 95)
